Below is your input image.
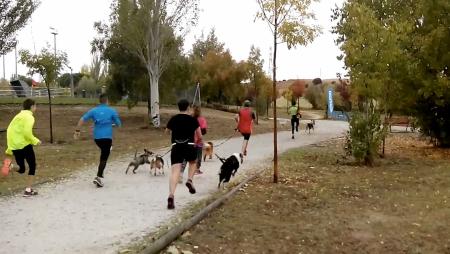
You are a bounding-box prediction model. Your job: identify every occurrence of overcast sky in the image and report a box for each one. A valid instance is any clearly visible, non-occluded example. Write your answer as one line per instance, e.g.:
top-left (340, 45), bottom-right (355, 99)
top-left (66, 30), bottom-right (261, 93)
top-left (2, 0), bottom-right (346, 81)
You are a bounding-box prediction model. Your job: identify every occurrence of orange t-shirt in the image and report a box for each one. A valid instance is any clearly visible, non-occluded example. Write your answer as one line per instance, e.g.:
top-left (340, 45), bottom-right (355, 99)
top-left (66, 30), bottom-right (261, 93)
top-left (237, 108), bottom-right (254, 134)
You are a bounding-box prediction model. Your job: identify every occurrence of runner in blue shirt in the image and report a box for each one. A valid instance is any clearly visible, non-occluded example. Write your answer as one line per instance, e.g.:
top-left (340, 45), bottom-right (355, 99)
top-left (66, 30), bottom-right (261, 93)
top-left (74, 94), bottom-right (122, 187)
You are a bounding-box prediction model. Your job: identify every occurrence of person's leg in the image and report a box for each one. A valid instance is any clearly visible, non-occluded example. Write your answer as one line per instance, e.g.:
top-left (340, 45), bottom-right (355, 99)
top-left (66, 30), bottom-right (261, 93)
top-left (291, 117), bottom-right (295, 134)
top-left (179, 160), bottom-right (186, 183)
top-left (168, 145), bottom-right (185, 209)
top-left (291, 117), bottom-right (295, 138)
top-left (185, 146), bottom-right (198, 194)
top-left (296, 117), bottom-right (300, 132)
top-left (188, 160), bottom-right (197, 180)
top-left (169, 163), bottom-right (182, 196)
top-left (195, 146), bottom-right (203, 173)
top-left (242, 134), bottom-right (250, 156)
top-left (95, 139), bottom-right (112, 178)
top-left (12, 149), bottom-right (26, 174)
top-left (23, 145), bottom-right (36, 190)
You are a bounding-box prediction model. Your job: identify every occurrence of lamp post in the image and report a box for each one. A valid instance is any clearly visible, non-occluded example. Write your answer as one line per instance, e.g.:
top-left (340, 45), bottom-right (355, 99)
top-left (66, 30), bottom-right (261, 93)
top-left (50, 27), bottom-right (58, 87)
top-left (14, 41), bottom-right (18, 79)
top-left (2, 54), bottom-right (5, 80)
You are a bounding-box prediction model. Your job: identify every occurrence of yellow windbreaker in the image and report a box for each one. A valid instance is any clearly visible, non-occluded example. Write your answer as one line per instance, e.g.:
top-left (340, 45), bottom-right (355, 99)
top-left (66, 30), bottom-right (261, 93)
top-left (5, 110), bottom-right (40, 155)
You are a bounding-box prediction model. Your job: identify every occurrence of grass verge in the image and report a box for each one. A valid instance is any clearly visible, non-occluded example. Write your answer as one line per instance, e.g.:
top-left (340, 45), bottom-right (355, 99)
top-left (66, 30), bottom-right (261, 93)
top-left (164, 133), bottom-right (450, 254)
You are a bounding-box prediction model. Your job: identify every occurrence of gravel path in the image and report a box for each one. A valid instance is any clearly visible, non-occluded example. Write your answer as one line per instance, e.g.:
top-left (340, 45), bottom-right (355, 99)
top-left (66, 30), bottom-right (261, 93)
top-left (0, 120), bottom-right (348, 254)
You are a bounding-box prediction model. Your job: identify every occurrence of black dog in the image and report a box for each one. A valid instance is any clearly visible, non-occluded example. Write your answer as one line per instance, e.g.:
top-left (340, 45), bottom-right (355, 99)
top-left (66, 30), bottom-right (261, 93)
top-left (306, 120), bottom-right (315, 134)
top-left (216, 153), bottom-right (243, 188)
top-left (125, 149), bottom-right (153, 174)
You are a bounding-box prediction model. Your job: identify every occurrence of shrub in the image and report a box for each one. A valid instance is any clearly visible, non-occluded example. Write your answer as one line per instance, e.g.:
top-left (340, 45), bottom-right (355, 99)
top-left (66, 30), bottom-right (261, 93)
top-left (76, 77), bottom-right (101, 98)
top-left (346, 102), bottom-right (387, 166)
top-left (305, 84), bottom-right (325, 110)
top-left (415, 94), bottom-right (450, 147)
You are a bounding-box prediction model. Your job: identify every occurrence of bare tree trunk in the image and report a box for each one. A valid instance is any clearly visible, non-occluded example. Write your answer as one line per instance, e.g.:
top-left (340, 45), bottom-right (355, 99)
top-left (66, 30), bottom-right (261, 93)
top-left (147, 70), bottom-right (161, 128)
top-left (272, 1), bottom-right (278, 184)
top-left (47, 86), bottom-right (53, 143)
top-left (254, 77), bottom-right (259, 125)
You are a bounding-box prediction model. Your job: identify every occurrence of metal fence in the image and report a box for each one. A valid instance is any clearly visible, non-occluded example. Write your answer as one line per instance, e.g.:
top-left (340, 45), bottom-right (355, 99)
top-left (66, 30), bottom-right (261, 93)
top-left (0, 88), bottom-right (71, 98)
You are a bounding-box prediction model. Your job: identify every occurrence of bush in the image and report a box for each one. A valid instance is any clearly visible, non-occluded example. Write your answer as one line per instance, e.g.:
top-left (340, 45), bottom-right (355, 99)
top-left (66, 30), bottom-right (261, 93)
top-left (76, 77), bottom-right (101, 98)
top-left (305, 84), bottom-right (325, 110)
top-left (346, 103), bottom-right (387, 166)
top-left (415, 94), bottom-right (450, 147)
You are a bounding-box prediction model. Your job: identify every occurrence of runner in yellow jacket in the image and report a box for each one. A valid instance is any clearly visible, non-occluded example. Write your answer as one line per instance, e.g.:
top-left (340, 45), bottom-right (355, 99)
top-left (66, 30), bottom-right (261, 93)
top-left (4, 99), bottom-right (41, 197)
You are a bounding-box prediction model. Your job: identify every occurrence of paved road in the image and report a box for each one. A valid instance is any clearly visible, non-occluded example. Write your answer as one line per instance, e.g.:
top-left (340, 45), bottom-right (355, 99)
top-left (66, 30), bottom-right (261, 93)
top-left (0, 120), bottom-right (348, 254)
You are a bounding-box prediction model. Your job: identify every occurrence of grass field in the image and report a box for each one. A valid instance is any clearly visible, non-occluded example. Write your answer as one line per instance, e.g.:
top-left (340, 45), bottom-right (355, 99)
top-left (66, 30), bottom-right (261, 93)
top-left (0, 103), bottom-right (290, 195)
top-left (168, 133), bottom-right (450, 254)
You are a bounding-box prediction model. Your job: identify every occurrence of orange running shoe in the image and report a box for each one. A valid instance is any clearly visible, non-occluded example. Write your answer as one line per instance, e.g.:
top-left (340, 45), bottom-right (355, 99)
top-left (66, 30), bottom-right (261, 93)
top-left (1, 158), bottom-right (12, 176)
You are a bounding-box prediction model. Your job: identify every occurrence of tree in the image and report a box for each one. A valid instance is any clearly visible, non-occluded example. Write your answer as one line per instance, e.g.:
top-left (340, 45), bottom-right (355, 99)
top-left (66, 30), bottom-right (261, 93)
top-left (0, 0), bottom-right (38, 54)
top-left (90, 52), bottom-right (107, 84)
top-left (191, 29), bottom-right (224, 61)
top-left (113, 0), bottom-right (199, 127)
top-left (57, 72), bottom-right (84, 88)
top-left (246, 45), bottom-right (266, 124)
top-left (256, 0), bottom-right (321, 182)
top-left (290, 80), bottom-right (306, 102)
top-left (92, 15), bottom-right (191, 110)
top-left (196, 50), bottom-right (247, 104)
top-left (19, 46), bottom-right (68, 143)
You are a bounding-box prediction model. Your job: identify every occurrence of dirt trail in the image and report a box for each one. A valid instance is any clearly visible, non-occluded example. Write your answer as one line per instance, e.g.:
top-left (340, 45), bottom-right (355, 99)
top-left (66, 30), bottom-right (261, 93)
top-left (0, 120), bottom-right (348, 254)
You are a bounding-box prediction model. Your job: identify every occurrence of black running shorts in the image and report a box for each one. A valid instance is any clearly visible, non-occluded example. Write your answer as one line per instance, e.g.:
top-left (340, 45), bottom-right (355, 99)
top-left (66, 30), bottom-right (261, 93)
top-left (171, 144), bottom-right (197, 165)
top-left (242, 133), bottom-right (251, 140)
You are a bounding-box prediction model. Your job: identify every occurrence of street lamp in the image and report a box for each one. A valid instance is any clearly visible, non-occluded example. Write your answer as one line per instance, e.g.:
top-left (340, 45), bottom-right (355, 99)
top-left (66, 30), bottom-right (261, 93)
top-left (14, 40), bottom-right (18, 79)
top-left (50, 27), bottom-right (58, 87)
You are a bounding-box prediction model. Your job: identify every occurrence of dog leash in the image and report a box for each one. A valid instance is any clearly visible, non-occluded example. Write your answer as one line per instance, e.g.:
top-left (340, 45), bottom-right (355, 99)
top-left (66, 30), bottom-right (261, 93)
top-left (160, 148), bottom-right (172, 158)
top-left (159, 130), bottom-right (237, 159)
top-left (214, 130), bottom-right (238, 149)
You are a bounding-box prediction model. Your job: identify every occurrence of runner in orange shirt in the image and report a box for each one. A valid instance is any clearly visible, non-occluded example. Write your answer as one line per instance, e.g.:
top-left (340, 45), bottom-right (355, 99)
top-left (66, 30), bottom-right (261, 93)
top-left (235, 100), bottom-right (255, 156)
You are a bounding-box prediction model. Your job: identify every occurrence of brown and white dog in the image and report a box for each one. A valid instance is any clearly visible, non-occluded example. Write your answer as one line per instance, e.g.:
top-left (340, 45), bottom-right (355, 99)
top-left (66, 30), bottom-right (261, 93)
top-left (202, 142), bottom-right (214, 161)
top-left (150, 155), bottom-right (165, 176)
top-left (306, 120), bottom-right (316, 134)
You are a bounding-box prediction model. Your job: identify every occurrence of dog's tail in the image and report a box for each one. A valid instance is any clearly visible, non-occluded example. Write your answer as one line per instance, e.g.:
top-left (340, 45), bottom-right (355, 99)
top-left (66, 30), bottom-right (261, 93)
top-left (215, 153), bottom-right (226, 163)
top-left (207, 141), bottom-right (213, 147)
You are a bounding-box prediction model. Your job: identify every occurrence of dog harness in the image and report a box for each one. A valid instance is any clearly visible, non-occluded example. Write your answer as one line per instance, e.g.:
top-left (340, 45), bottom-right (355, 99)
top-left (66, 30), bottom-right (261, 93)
top-left (172, 139), bottom-right (195, 146)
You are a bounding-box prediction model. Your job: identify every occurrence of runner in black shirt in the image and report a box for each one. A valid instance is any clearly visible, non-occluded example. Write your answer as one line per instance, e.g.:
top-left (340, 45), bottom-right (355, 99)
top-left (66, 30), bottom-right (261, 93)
top-left (165, 99), bottom-right (203, 209)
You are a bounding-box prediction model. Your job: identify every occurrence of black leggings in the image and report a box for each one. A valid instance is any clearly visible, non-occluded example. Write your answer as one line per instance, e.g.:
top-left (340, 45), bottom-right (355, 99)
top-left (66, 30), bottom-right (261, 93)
top-left (291, 116), bottom-right (299, 134)
top-left (95, 139), bottom-right (112, 178)
top-left (12, 145), bottom-right (36, 176)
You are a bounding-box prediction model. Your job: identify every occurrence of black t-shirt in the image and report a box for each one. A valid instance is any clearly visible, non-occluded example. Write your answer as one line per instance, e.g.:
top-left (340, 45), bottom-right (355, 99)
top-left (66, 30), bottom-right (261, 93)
top-left (167, 114), bottom-right (200, 144)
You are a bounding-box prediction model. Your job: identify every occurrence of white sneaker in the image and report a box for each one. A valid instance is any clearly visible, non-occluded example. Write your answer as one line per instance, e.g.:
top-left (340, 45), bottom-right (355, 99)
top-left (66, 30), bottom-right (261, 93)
top-left (93, 177), bottom-right (104, 188)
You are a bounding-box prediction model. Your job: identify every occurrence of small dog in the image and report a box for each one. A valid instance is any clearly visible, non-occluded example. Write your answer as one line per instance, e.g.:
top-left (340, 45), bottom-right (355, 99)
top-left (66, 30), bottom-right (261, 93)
top-left (150, 155), bottom-right (165, 176)
top-left (125, 149), bottom-right (153, 174)
top-left (216, 153), bottom-right (243, 188)
top-left (202, 142), bottom-right (214, 161)
top-left (306, 120), bottom-right (316, 134)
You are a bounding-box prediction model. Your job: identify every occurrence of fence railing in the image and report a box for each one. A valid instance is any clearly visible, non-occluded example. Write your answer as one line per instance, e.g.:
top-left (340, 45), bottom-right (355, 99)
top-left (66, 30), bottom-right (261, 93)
top-left (0, 88), bottom-right (72, 98)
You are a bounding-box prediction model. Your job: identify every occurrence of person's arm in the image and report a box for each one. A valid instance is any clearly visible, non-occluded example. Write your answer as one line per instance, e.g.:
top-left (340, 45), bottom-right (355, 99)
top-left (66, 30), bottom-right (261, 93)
top-left (112, 110), bottom-right (122, 127)
top-left (165, 117), bottom-right (173, 135)
top-left (234, 112), bottom-right (240, 130)
top-left (24, 117), bottom-right (40, 145)
top-left (74, 118), bottom-right (84, 139)
top-left (74, 110), bottom-right (92, 139)
top-left (195, 127), bottom-right (203, 145)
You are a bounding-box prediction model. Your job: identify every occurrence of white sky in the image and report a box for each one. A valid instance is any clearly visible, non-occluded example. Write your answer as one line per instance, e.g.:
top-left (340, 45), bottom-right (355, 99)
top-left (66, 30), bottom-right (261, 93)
top-left (2, 0), bottom-right (346, 81)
